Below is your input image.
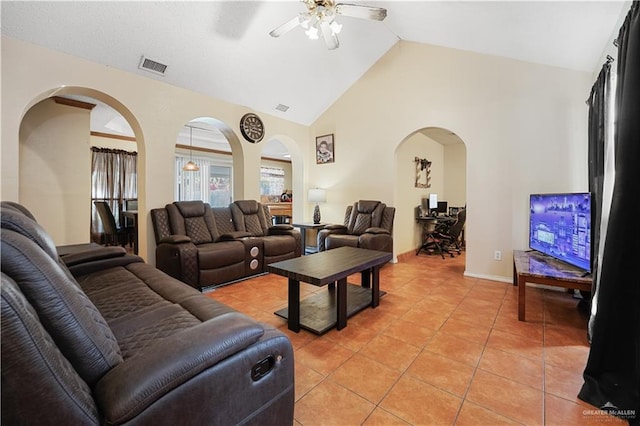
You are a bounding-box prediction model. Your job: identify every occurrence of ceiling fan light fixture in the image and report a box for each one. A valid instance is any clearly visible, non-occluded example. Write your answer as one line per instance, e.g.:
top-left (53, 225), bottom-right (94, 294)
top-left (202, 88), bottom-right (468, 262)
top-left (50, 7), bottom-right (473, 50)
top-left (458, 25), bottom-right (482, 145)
top-left (305, 25), bottom-right (319, 40)
top-left (329, 20), bottom-right (342, 34)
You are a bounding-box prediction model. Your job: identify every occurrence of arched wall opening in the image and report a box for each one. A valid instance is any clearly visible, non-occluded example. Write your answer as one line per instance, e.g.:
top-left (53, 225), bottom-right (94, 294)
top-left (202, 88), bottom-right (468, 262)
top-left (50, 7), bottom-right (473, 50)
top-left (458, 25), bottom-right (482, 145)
top-left (263, 135), bottom-right (305, 222)
top-left (393, 126), bottom-right (467, 262)
top-left (17, 86), bottom-right (145, 251)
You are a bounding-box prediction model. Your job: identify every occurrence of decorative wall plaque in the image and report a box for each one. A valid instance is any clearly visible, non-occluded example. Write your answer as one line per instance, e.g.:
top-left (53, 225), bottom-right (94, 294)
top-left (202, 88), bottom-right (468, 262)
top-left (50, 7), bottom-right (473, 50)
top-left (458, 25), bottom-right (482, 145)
top-left (414, 157), bottom-right (431, 188)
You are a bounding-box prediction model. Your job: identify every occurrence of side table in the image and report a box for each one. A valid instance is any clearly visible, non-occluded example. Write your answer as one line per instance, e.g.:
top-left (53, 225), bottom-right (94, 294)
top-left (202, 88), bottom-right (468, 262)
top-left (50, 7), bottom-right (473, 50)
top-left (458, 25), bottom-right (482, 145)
top-left (292, 222), bottom-right (326, 255)
top-left (513, 250), bottom-right (592, 321)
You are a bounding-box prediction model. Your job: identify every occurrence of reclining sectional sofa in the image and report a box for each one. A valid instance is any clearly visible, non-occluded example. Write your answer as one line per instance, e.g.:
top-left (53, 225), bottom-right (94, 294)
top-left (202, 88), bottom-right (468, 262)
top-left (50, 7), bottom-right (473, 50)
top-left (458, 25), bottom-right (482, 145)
top-left (1, 202), bottom-right (294, 425)
top-left (151, 200), bottom-right (301, 290)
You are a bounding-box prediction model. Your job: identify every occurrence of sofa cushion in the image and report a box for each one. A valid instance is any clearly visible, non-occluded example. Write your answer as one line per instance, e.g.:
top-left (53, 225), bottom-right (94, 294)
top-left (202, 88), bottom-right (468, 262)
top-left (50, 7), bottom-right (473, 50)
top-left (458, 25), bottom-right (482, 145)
top-left (325, 234), bottom-right (359, 250)
top-left (1, 208), bottom-right (58, 260)
top-left (1, 275), bottom-right (100, 425)
top-left (230, 200), bottom-right (270, 237)
top-left (263, 235), bottom-right (299, 257)
top-left (1, 230), bottom-right (123, 387)
top-left (197, 241), bottom-right (246, 270)
top-left (347, 200), bottom-right (386, 235)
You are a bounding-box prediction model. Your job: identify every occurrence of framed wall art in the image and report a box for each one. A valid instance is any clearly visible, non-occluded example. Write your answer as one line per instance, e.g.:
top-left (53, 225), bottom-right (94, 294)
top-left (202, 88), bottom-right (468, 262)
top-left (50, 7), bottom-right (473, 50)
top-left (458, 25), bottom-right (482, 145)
top-left (316, 134), bottom-right (335, 164)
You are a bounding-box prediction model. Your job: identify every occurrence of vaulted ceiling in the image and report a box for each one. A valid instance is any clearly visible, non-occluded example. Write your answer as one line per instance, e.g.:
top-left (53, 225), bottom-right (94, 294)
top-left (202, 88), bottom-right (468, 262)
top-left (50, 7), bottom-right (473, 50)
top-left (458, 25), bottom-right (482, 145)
top-left (1, 1), bottom-right (627, 126)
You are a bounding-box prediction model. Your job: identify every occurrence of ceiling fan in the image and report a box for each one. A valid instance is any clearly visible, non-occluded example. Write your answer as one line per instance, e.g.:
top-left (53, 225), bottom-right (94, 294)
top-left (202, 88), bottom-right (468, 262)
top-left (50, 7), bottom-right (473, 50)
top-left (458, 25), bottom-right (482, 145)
top-left (269, 0), bottom-right (387, 50)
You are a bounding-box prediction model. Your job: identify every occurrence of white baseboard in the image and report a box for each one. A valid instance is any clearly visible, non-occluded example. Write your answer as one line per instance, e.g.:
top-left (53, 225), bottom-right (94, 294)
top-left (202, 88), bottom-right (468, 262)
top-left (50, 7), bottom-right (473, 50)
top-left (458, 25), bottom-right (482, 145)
top-left (463, 271), bottom-right (512, 283)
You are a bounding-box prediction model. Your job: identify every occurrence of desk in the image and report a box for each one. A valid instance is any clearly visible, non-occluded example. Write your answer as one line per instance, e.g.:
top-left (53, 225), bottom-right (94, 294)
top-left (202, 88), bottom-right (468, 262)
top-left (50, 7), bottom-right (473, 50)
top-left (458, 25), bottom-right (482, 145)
top-left (292, 222), bottom-right (326, 255)
top-left (121, 210), bottom-right (138, 254)
top-left (513, 250), bottom-right (592, 321)
top-left (268, 247), bottom-right (392, 334)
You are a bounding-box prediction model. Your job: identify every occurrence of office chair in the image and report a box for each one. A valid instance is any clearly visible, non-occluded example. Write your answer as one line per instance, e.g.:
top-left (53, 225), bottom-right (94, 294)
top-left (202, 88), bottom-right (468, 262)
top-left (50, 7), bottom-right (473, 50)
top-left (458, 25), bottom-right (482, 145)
top-left (416, 217), bottom-right (449, 258)
top-left (94, 201), bottom-right (131, 247)
top-left (438, 208), bottom-right (466, 255)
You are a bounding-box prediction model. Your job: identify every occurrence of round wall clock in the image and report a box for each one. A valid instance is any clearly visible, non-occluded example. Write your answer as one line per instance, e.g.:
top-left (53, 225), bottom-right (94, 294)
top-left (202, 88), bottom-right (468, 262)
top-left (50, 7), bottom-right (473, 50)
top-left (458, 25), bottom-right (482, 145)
top-left (239, 113), bottom-right (265, 143)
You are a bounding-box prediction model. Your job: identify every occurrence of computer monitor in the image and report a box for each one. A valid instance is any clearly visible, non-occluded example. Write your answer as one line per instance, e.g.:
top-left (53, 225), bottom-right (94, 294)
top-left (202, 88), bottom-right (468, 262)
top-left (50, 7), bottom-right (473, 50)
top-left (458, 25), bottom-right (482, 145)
top-left (428, 194), bottom-right (438, 210)
top-left (437, 201), bottom-right (448, 215)
top-left (420, 197), bottom-right (429, 217)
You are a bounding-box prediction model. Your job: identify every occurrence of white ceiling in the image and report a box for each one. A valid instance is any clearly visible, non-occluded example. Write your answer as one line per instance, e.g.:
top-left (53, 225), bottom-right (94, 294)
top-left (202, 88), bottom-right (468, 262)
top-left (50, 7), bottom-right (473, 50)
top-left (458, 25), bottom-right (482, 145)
top-left (1, 1), bottom-right (627, 128)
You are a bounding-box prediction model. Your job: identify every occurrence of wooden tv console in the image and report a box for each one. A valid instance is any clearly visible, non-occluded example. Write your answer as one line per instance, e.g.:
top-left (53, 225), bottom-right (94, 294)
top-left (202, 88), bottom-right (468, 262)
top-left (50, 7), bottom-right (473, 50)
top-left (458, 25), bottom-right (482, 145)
top-left (513, 250), bottom-right (592, 321)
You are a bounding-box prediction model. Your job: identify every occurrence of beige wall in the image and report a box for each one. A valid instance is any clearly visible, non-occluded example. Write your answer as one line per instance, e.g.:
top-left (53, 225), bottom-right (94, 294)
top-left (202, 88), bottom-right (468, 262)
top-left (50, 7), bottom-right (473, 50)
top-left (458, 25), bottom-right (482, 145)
top-left (19, 98), bottom-right (92, 245)
top-left (394, 132), bottom-right (445, 254)
top-left (444, 143), bottom-right (467, 208)
top-left (2, 36), bottom-right (592, 281)
top-left (309, 41), bottom-right (591, 280)
top-left (1, 36), bottom-right (310, 264)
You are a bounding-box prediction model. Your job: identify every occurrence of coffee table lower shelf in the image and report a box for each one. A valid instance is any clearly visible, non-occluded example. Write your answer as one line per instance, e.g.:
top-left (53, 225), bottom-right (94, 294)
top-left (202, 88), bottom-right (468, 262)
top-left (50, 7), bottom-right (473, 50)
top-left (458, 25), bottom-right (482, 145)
top-left (274, 283), bottom-right (386, 335)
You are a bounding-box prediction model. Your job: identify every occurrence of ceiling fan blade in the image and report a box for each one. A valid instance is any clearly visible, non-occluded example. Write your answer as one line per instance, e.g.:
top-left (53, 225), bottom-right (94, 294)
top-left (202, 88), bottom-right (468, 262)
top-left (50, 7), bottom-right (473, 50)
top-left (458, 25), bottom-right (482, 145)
top-left (269, 16), bottom-right (301, 38)
top-left (335, 3), bottom-right (387, 21)
top-left (320, 20), bottom-right (339, 50)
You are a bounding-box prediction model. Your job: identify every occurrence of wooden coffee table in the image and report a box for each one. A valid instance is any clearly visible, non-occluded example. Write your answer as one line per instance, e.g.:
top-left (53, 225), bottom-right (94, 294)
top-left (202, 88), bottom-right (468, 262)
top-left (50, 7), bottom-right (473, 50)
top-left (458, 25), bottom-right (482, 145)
top-left (268, 246), bottom-right (392, 334)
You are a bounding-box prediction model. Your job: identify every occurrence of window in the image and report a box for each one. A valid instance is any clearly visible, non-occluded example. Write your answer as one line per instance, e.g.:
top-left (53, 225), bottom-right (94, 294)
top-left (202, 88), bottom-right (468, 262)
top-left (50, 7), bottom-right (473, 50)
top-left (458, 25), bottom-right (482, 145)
top-left (260, 166), bottom-right (285, 197)
top-left (176, 154), bottom-right (232, 207)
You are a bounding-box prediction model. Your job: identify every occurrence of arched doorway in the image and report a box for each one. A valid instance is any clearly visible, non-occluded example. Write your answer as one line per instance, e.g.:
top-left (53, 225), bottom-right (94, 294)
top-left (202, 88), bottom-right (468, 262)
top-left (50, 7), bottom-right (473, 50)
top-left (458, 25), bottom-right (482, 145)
top-left (394, 126), bottom-right (467, 261)
top-left (260, 139), bottom-right (293, 223)
top-left (18, 88), bottom-right (143, 250)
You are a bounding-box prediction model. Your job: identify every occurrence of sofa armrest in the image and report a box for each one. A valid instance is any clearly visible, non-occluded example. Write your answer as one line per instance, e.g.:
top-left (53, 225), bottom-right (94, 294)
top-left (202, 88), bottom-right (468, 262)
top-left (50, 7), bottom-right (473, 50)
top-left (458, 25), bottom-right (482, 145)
top-left (268, 224), bottom-right (295, 235)
top-left (317, 225), bottom-right (348, 251)
top-left (61, 246), bottom-right (126, 267)
top-left (323, 224), bottom-right (347, 231)
top-left (363, 227), bottom-right (390, 235)
top-left (95, 313), bottom-right (264, 425)
top-left (67, 255), bottom-right (145, 277)
top-left (218, 231), bottom-right (253, 241)
top-left (160, 235), bottom-right (191, 244)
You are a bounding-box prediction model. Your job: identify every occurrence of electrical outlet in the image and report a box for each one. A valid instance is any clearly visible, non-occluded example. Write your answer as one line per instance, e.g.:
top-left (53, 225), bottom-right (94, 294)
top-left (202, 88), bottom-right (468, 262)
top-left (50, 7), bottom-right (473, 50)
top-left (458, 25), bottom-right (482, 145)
top-left (494, 250), bottom-right (502, 261)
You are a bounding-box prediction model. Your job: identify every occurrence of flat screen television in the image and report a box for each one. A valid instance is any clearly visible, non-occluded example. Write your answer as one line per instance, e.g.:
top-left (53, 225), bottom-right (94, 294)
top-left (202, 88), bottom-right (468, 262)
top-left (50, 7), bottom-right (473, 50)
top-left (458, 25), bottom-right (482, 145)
top-left (529, 192), bottom-right (592, 272)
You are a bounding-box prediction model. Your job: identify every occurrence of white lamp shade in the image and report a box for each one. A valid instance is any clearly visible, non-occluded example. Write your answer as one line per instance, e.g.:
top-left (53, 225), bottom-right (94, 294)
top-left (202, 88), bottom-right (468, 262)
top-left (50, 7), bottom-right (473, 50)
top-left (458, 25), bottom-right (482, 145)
top-left (308, 188), bottom-right (327, 203)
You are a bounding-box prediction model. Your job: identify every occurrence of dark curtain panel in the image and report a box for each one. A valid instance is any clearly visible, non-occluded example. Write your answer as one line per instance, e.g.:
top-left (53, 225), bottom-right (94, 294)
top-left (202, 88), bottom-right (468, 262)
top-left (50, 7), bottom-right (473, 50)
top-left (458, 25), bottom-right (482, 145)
top-left (90, 147), bottom-right (138, 242)
top-left (579, 2), bottom-right (640, 423)
top-left (586, 61), bottom-right (610, 339)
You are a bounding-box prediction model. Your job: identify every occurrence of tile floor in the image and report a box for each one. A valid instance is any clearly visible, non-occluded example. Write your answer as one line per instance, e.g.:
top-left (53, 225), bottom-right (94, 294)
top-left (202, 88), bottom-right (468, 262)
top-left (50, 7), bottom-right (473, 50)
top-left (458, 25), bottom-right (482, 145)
top-left (206, 252), bottom-right (622, 425)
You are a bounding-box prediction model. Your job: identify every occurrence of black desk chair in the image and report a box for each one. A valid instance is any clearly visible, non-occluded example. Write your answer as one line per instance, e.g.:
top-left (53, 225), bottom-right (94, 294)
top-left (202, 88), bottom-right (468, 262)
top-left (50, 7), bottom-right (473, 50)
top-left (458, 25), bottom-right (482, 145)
top-left (94, 201), bottom-right (131, 247)
top-left (438, 208), bottom-right (466, 255)
top-left (416, 213), bottom-right (448, 259)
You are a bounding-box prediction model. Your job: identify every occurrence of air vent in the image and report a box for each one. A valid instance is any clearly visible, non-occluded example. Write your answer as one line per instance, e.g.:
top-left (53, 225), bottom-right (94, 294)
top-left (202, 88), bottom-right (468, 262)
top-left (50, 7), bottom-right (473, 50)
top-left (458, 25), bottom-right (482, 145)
top-left (275, 104), bottom-right (290, 112)
top-left (139, 56), bottom-right (168, 76)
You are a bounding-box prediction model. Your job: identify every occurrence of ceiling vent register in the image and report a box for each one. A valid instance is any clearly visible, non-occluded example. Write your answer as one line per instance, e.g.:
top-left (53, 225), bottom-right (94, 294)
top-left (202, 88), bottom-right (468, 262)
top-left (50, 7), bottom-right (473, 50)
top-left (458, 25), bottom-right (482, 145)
top-left (139, 56), bottom-right (168, 76)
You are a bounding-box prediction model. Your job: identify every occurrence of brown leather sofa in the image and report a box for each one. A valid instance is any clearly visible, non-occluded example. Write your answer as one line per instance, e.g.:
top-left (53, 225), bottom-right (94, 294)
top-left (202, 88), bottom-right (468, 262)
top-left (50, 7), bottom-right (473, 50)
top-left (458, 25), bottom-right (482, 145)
top-left (151, 200), bottom-right (301, 290)
top-left (317, 200), bottom-right (396, 253)
top-left (1, 203), bottom-right (294, 426)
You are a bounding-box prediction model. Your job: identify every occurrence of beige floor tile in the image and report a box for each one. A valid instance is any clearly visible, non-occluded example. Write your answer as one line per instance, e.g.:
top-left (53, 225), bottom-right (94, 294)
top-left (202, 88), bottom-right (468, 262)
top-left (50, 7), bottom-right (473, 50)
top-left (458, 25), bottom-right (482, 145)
top-left (467, 369), bottom-right (543, 425)
top-left (406, 350), bottom-right (475, 397)
top-left (455, 400), bottom-right (520, 425)
top-left (362, 408), bottom-right (410, 425)
top-left (295, 338), bottom-right (355, 376)
top-left (478, 347), bottom-right (544, 390)
top-left (329, 354), bottom-right (402, 404)
top-left (295, 380), bottom-right (375, 426)
top-left (359, 334), bottom-right (421, 372)
top-left (380, 375), bottom-right (462, 425)
top-left (424, 331), bottom-right (485, 367)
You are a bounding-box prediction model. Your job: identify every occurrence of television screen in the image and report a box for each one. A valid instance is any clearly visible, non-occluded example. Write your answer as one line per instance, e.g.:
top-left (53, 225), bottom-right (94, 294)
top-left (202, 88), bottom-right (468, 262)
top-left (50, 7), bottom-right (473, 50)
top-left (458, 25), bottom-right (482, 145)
top-left (529, 192), bottom-right (592, 272)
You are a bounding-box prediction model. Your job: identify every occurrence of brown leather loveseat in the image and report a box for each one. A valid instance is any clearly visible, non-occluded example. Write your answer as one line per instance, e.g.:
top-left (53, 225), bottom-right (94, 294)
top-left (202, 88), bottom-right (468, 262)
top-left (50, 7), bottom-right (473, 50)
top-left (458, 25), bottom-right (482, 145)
top-left (151, 200), bottom-right (301, 290)
top-left (1, 203), bottom-right (294, 425)
top-left (317, 200), bottom-right (395, 253)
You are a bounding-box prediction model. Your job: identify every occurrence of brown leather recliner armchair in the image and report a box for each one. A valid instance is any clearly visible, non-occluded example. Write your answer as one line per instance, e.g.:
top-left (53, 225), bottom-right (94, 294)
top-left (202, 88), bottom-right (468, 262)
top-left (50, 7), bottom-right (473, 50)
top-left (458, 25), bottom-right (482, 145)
top-left (317, 200), bottom-right (395, 253)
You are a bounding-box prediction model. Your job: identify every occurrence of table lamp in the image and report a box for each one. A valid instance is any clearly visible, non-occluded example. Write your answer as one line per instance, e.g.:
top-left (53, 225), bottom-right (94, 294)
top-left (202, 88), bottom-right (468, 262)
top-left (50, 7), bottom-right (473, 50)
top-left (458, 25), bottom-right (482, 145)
top-left (308, 188), bottom-right (327, 224)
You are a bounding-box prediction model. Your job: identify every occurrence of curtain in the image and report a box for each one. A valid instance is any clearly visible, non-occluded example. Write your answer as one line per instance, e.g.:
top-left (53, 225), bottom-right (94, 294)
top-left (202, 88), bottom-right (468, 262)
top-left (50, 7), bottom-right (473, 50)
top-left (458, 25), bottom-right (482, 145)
top-left (586, 61), bottom-right (611, 337)
top-left (91, 147), bottom-right (137, 241)
top-left (579, 2), bottom-right (640, 423)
